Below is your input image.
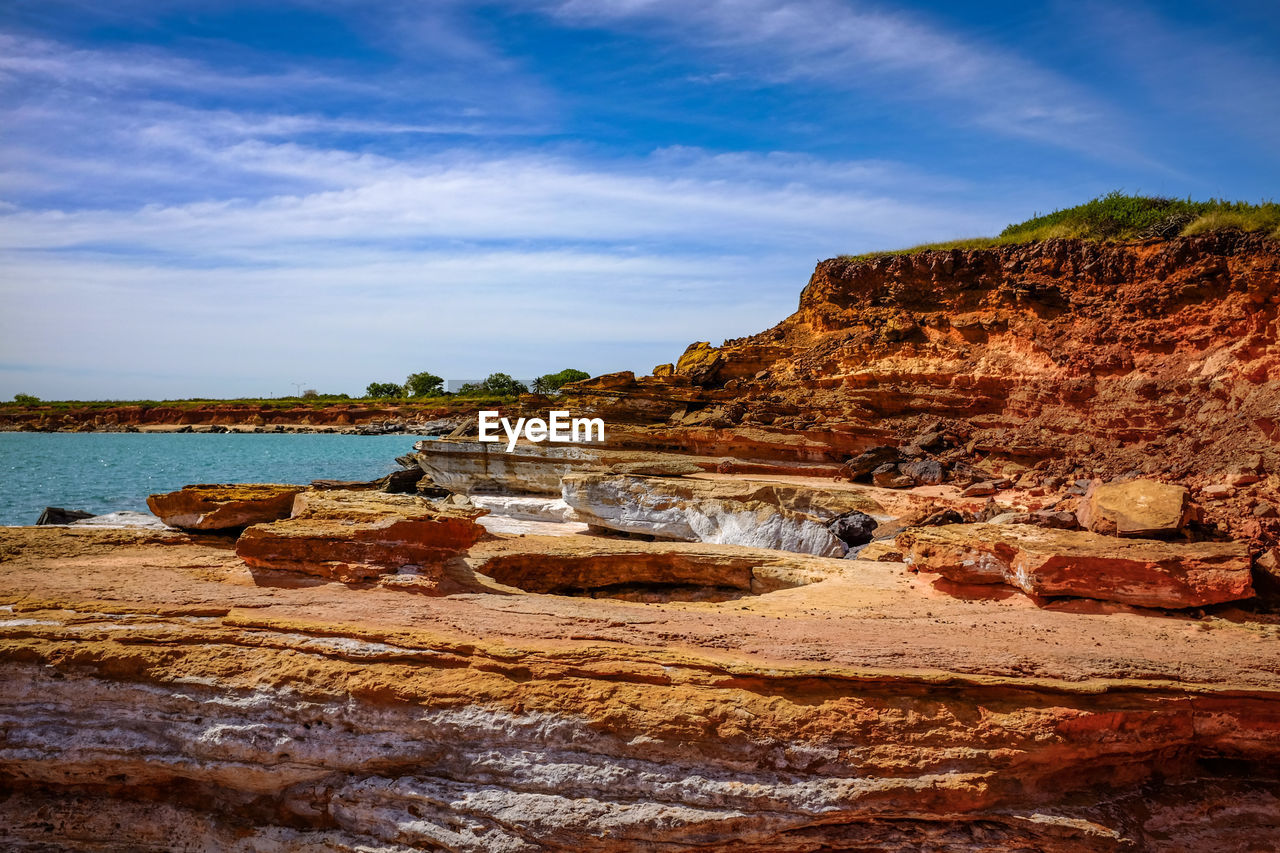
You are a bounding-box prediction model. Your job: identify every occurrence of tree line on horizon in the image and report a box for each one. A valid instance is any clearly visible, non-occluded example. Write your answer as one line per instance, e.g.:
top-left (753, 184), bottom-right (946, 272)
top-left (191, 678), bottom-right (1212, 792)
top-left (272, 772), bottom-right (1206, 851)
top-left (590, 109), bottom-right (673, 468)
top-left (6, 368), bottom-right (591, 406)
top-left (364, 369), bottom-right (590, 400)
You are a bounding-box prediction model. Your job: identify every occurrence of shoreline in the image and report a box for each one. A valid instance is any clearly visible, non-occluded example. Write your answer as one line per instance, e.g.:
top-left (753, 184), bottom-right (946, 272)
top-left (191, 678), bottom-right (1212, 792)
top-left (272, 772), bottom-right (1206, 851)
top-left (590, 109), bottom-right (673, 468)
top-left (1, 424), bottom-right (446, 435)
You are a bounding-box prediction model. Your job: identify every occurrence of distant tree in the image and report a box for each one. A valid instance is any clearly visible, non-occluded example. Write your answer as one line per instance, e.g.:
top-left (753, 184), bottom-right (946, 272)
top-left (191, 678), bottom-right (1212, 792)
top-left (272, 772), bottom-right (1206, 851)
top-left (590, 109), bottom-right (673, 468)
top-left (455, 373), bottom-right (528, 397)
top-left (365, 382), bottom-right (403, 399)
top-left (480, 373), bottom-right (528, 396)
top-left (302, 388), bottom-right (319, 399)
top-left (12, 393), bottom-right (40, 405)
top-left (404, 371), bottom-right (444, 397)
top-left (531, 368), bottom-right (590, 394)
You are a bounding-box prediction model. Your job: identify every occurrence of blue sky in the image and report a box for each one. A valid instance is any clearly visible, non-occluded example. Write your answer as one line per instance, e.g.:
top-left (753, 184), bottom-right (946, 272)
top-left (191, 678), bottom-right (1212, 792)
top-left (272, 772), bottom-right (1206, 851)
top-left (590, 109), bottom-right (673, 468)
top-left (1, 0), bottom-right (1277, 400)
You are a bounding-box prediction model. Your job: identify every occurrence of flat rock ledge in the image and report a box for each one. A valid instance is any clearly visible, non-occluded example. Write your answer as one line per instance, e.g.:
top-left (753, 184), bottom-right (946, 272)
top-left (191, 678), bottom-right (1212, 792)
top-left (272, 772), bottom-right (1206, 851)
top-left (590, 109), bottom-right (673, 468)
top-left (147, 483), bottom-right (304, 530)
top-left (236, 490), bottom-right (486, 584)
top-left (897, 522), bottom-right (1253, 608)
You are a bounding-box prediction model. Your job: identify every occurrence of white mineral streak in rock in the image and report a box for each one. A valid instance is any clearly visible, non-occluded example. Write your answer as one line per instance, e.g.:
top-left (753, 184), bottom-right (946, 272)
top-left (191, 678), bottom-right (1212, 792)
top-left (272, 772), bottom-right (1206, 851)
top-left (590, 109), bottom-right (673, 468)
top-left (470, 495), bottom-right (576, 523)
top-left (0, 665), bottom-right (985, 852)
top-left (560, 474), bottom-right (870, 557)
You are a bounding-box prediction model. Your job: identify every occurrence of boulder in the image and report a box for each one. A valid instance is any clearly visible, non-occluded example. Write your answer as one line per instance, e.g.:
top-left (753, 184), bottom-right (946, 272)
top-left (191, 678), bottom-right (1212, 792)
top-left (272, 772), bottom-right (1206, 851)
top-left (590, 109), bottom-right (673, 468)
top-left (914, 508), bottom-right (967, 526)
top-left (1032, 509), bottom-right (1079, 530)
top-left (872, 463), bottom-right (914, 489)
top-left (1256, 549), bottom-right (1280, 584)
top-left (35, 507), bottom-right (95, 525)
top-left (909, 430), bottom-right (946, 452)
top-left (896, 523), bottom-right (1253, 608)
top-left (828, 510), bottom-right (878, 547)
top-left (147, 484), bottom-right (304, 531)
top-left (561, 473), bottom-right (883, 557)
top-left (902, 458), bottom-right (945, 485)
top-left (236, 490), bottom-right (486, 584)
top-left (1076, 479), bottom-right (1193, 537)
top-left (675, 342), bottom-right (725, 385)
top-left (843, 446), bottom-right (900, 480)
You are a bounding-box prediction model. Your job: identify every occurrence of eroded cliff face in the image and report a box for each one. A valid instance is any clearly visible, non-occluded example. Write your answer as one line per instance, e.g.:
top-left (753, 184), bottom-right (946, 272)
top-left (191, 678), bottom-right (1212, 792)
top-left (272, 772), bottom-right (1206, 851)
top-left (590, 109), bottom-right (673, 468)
top-left (561, 233), bottom-right (1280, 545)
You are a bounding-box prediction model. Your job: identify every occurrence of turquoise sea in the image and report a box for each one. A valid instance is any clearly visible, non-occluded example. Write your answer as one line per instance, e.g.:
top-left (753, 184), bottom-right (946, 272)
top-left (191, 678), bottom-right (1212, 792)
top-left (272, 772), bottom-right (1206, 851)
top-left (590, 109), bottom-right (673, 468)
top-left (0, 433), bottom-right (428, 526)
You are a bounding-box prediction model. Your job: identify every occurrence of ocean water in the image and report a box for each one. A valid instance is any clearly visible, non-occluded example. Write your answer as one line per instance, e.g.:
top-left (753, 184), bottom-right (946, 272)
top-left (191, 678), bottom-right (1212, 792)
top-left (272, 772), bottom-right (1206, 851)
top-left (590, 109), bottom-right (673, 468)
top-left (0, 432), bottom-right (430, 526)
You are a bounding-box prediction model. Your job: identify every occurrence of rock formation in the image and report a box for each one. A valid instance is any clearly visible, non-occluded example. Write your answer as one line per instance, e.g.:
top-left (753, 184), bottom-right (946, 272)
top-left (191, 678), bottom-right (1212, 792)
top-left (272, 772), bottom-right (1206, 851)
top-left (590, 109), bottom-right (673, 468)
top-left (561, 472), bottom-right (884, 557)
top-left (3, 525), bottom-right (1280, 851)
top-left (896, 522), bottom-right (1253, 608)
top-left (148, 483), bottom-right (305, 530)
top-left (236, 490), bottom-right (486, 583)
top-left (5, 232), bottom-right (1280, 850)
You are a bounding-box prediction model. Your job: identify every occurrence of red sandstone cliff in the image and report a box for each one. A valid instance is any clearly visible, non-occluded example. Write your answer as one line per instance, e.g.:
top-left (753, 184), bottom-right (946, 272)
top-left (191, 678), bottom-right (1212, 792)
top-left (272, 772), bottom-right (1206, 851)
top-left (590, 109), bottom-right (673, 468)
top-left (563, 232), bottom-right (1280, 546)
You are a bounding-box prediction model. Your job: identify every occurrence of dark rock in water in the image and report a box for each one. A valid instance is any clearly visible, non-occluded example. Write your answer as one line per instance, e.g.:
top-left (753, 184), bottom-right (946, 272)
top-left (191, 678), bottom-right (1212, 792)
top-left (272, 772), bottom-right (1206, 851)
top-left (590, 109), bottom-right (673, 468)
top-left (902, 458), bottom-right (945, 485)
top-left (36, 507), bottom-right (95, 525)
top-left (379, 467), bottom-right (424, 494)
top-left (828, 510), bottom-right (878, 547)
top-left (395, 453), bottom-right (420, 469)
top-left (312, 469), bottom-right (424, 494)
top-left (843, 446), bottom-right (900, 480)
top-left (311, 479), bottom-right (378, 491)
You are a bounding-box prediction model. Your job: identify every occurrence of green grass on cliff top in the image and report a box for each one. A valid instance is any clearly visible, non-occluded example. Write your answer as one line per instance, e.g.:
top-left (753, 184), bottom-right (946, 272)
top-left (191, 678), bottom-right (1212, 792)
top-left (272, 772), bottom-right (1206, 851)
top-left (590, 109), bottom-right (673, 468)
top-left (841, 193), bottom-right (1280, 261)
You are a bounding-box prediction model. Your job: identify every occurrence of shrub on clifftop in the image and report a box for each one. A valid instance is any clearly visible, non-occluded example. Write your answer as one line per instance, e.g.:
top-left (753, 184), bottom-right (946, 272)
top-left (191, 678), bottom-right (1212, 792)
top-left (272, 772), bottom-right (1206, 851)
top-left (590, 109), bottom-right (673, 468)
top-left (404, 372), bottom-right (444, 397)
top-left (13, 393), bottom-right (40, 405)
top-left (364, 382), bottom-right (403, 399)
top-left (457, 373), bottom-right (528, 397)
top-left (532, 368), bottom-right (590, 394)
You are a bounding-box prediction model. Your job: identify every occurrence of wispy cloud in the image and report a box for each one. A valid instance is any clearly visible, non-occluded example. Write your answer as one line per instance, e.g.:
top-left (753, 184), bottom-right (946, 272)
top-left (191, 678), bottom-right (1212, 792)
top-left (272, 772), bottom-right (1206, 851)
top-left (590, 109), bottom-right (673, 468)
top-left (0, 134), bottom-right (999, 396)
top-left (0, 146), bottom-right (996, 258)
top-left (542, 0), bottom-right (1118, 149)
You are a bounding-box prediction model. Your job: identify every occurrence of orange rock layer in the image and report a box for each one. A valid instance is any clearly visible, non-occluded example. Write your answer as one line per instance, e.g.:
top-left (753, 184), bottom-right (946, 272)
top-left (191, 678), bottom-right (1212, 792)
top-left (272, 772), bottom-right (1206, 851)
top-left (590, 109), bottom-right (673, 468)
top-left (560, 233), bottom-right (1280, 547)
top-left (2, 527), bottom-right (1279, 851)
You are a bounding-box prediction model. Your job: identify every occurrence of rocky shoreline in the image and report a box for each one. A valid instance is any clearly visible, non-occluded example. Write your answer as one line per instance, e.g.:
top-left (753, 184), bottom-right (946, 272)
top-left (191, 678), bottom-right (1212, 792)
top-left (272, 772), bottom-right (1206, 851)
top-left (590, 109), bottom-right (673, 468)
top-left (4, 234), bottom-right (1280, 851)
top-left (0, 406), bottom-right (478, 435)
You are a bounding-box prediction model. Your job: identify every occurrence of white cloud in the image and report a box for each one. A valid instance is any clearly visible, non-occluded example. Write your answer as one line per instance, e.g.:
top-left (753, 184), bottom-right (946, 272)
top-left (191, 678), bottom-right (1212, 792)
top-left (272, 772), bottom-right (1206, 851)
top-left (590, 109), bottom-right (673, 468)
top-left (0, 147), bottom-right (995, 255)
top-left (0, 140), bottom-right (1002, 398)
top-left (543, 0), bottom-right (1116, 148)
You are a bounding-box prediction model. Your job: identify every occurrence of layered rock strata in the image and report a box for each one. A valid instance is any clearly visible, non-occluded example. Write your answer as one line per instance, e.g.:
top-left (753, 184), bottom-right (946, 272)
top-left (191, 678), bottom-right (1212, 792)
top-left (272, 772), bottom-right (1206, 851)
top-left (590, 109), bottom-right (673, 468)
top-left (2, 527), bottom-right (1279, 851)
top-left (561, 472), bottom-right (885, 557)
top-left (897, 522), bottom-right (1253, 608)
top-left (557, 232), bottom-right (1280, 547)
top-left (236, 490), bottom-right (486, 584)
